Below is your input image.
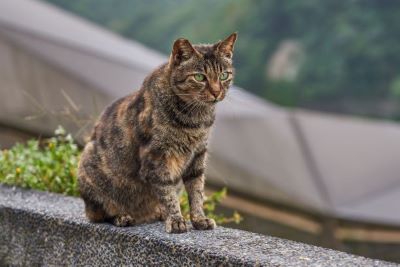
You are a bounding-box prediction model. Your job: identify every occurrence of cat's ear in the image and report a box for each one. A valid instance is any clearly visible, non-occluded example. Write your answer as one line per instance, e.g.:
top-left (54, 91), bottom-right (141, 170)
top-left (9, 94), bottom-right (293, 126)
top-left (216, 32), bottom-right (238, 59)
top-left (170, 38), bottom-right (198, 65)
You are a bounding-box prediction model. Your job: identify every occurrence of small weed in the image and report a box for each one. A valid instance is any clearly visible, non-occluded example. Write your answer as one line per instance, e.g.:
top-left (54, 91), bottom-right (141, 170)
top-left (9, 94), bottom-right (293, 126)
top-left (0, 126), bottom-right (79, 196)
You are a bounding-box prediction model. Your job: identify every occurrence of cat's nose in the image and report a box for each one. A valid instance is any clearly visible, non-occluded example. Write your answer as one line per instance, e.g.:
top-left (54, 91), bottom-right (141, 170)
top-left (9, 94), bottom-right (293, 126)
top-left (209, 82), bottom-right (221, 99)
top-left (210, 89), bottom-right (220, 98)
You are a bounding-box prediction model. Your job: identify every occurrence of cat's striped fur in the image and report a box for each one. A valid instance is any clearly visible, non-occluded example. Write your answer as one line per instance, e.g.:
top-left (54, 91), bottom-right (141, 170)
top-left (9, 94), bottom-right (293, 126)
top-left (78, 33), bottom-right (237, 233)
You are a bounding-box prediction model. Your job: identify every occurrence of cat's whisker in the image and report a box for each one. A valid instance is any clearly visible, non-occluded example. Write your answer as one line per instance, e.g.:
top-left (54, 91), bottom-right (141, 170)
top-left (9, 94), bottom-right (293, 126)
top-left (188, 101), bottom-right (203, 115)
top-left (181, 100), bottom-right (198, 115)
top-left (187, 102), bottom-right (198, 114)
top-left (163, 94), bottom-right (194, 97)
top-left (157, 98), bottom-right (197, 123)
top-left (164, 92), bottom-right (201, 96)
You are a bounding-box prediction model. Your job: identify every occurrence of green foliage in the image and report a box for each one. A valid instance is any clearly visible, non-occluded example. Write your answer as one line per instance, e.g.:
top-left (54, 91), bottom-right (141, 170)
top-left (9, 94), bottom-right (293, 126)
top-left (180, 187), bottom-right (242, 225)
top-left (390, 76), bottom-right (400, 98)
top-left (0, 127), bottom-right (241, 225)
top-left (44, 0), bottom-right (400, 120)
top-left (0, 126), bottom-right (80, 196)
top-left (203, 187), bottom-right (243, 224)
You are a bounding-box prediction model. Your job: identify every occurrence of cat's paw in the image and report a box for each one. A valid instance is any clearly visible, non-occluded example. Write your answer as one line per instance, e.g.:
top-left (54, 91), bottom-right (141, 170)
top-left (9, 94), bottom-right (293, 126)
top-left (165, 216), bottom-right (188, 234)
top-left (191, 217), bottom-right (216, 230)
top-left (112, 215), bottom-right (135, 227)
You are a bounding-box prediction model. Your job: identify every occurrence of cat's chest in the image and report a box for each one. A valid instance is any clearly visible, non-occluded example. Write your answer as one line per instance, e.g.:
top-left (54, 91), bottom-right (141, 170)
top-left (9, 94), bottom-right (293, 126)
top-left (170, 128), bottom-right (208, 151)
top-left (166, 145), bottom-right (203, 180)
top-left (163, 129), bottom-right (208, 177)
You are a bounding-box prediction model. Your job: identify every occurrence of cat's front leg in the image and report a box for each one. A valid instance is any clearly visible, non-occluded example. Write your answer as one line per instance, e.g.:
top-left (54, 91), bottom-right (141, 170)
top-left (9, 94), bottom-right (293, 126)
top-left (182, 149), bottom-right (216, 230)
top-left (140, 150), bottom-right (188, 233)
top-left (184, 174), bottom-right (216, 230)
top-left (153, 185), bottom-right (187, 233)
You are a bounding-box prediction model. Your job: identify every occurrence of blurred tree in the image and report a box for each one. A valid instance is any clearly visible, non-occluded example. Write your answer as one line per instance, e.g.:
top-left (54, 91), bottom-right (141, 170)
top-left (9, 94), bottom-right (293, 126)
top-left (43, 0), bottom-right (400, 120)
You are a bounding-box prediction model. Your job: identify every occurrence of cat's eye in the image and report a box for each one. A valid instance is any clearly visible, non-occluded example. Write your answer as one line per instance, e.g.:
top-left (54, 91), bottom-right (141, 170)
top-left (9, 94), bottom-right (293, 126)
top-left (219, 72), bottom-right (229, 81)
top-left (194, 73), bottom-right (206, 82)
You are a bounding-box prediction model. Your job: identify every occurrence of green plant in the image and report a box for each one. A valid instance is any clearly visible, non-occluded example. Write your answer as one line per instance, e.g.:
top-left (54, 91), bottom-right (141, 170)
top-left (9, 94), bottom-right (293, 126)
top-left (0, 126), bottom-right (80, 196)
top-left (180, 187), bottom-right (242, 225)
top-left (0, 126), bottom-right (241, 225)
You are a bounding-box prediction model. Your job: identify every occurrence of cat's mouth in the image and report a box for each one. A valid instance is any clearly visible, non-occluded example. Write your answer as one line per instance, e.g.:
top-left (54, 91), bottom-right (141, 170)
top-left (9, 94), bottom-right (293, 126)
top-left (201, 94), bottom-right (224, 104)
top-left (207, 95), bottom-right (225, 104)
top-left (201, 97), bottom-right (219, 104)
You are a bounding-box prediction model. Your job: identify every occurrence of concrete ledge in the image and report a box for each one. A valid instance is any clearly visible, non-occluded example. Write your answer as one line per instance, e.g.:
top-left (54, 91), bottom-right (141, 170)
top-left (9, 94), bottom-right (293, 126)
top-left (0, 185), bottom-right (396, 266)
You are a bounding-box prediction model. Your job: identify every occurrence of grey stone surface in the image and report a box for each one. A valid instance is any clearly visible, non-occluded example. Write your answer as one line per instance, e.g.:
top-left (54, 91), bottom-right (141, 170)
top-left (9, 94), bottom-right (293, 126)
top-left (0, 185), bottom-right (397, 266)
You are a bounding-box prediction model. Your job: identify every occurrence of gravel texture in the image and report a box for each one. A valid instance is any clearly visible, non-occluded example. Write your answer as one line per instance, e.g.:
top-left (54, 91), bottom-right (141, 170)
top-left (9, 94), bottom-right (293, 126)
top-left (0, 185), bottom-right (397, 266)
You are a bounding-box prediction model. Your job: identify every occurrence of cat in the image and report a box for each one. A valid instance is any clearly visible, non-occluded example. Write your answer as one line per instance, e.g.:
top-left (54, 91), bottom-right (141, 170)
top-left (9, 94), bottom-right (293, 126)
top-left (78, 33), bottom-right (237, 233)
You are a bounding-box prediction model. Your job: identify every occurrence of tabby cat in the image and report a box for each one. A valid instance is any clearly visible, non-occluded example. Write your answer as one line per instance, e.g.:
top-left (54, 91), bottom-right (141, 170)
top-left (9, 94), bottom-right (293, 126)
top-left (78, 33), bottom-right (237, 233)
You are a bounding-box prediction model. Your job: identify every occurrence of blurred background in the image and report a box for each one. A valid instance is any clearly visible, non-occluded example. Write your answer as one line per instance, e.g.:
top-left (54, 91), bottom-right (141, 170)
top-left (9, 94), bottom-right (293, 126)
top-left (0, 0), bottom-right (399, 262)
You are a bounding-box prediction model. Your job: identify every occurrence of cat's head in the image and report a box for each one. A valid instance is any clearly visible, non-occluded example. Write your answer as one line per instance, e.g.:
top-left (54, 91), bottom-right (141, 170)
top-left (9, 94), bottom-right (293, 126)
top-left (168, 33), bottom-right (237, 104)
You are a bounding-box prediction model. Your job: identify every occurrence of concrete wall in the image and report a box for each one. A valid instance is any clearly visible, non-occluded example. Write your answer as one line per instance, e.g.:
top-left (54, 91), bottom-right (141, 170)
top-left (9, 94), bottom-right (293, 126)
top-left (0, 185), bottom-right (395, 266)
